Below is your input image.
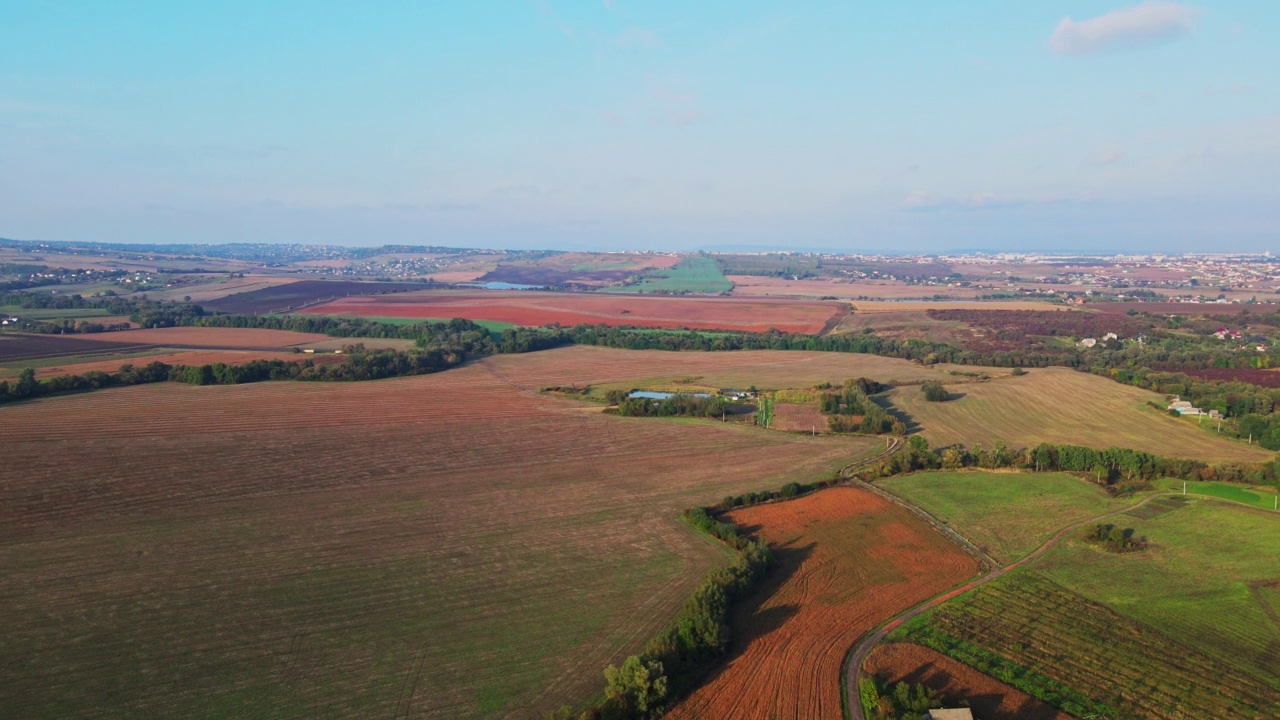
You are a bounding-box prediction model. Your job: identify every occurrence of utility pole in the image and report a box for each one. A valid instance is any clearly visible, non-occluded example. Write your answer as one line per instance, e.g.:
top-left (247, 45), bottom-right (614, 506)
top-left (1183, 481), bottom-right (1187, 495)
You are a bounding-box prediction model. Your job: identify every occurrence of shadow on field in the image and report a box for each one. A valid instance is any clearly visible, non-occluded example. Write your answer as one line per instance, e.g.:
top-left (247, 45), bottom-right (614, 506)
top-left (687, 540), bottom-right (815, 692)
top-left (873, 395), bottom-right (921, 435)
top-left (878, 662), bottom-right (1066, 720)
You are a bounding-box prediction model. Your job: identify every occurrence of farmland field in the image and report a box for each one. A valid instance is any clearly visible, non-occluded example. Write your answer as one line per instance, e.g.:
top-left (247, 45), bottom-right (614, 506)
top-left (0, 357), bottom-right (879, 719)
top-left (863, 642), bottom-right (1069, 720)
top-left (299, 290), bottom-right (842, 333)
top-left (767, 401), bottom-right (825, 433)
top-left (71, 326), bottom-right (330, 349)
top-left (0, 333), bottom-right (158, 362)
top-left (666, 486), bottom-right (978, 720)
top-left (484, 345), bottom-right (958, 390)
top-left (898, 570), bottom-right (1280, 719)
top-left (898, 499), bottom-right (1280, 719)
top-left (877, 471), bottom-right (1133, 563)
top-left (600, 255), bottom-right (731, 294)
top-left (1152, 478), bottom-right (1279, 510)
top-left (202, 280), bottom-right (435, 314)
top-left (887, 366), bottom-right (1271, 462)
top-left (1, 349), bottom-right (333, 379)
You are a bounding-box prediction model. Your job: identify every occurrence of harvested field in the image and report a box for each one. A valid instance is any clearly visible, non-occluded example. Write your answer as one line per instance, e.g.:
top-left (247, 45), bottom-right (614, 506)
top-left (724, 275), bottom-right (853, 298)
top-left (666, 486), bottom-right (977, 720)
top-left (1, 349), bottom-right (328, 379)
top-left (0, 333), bottom-right (158, 362)
top-left (203, 280), bottom-right (435, 314)
top-left (143, 276), bottom-right (301, 304)
top-left (887, 367), bottom-right (1271, 462)
top-left (863, 643), bottom-right (1069, 720)
top-left (298, 290), bottom-right (841, 333)
top-left (768, 402), bottom-right (825, 433)
top-left (851, 300), bottom-right (1070, 314)
top-left (0, 359), bottom-right (878, 719)
top-left (484, 345), bottom-right (956, 389)
top-left (72, 326), bottom-right (329, 349)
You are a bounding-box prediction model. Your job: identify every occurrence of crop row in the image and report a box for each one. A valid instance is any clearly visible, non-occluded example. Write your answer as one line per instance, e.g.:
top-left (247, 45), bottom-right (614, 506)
top-left (898, 572), bottom-right (1279, 719)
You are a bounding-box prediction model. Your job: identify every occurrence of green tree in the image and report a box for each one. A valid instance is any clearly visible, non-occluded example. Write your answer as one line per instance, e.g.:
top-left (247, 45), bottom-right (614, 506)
top-left (603, 655), bottom-right (668, 719)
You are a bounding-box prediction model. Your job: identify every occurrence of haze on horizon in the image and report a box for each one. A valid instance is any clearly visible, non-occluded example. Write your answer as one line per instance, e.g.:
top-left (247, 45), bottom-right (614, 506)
top-left (2, 1), bottom-right (1277, 254)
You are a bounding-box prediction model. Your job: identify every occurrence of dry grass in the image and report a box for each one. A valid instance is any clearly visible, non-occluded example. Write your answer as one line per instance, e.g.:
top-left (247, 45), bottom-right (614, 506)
top-left (888, 367), bottom-right (1271, 462)
top-left (71, 327), bottom-right (329, 348)
top-left (484, 345), bottom-right (955, 390)
top-left (0, 359), bottom-right (878, 720)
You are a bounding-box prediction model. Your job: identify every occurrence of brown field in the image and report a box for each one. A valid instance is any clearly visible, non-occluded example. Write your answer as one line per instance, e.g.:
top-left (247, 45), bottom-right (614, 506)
top-left (0, 333), bottom-right (158, 362)
top-left (72, 326), bottom-right (330, 348)
top-left (143, 276), bottom-right (302, 304)
top-left (0, 357), bottom-right (880, 719)
top-left (299, 290), bottom-right (842, 333)
top-left (725, 275), bottom-right (855, 298)
top-left (769, 402), bottom-right (826, 433)
top-left (850, 300), bottom-right (1070, 314)
top-left (0, 349), bottom-right (326, 379)
top-left (667, 487), bottom-right (977, 720)
top-left (888, 367), bottom-right (1271, 462)
top-left (484, 345), bottom-right (957, 389)
top-left (863, 643), bottom-right (1069, 720)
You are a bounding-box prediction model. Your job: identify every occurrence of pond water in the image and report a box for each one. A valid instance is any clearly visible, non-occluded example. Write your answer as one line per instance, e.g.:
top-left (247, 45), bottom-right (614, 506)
top-left (460, 281), bottom-right (542, 290)
top-left (629, 391), bottom-right (711, 400)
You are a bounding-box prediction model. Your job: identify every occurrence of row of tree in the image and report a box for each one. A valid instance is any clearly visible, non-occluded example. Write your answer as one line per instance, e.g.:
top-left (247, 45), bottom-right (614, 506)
top-left (613, 394), bottom-right (728, 419)
top-left (854, 437), bottom-right (1278, 491)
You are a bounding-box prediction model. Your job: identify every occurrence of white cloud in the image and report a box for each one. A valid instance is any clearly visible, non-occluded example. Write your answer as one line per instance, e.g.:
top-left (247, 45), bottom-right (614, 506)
top-left (1049, 2), bottom-right (1199, 55)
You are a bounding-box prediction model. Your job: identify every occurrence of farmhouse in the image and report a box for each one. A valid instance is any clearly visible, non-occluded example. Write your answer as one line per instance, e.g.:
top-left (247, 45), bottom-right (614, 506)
top-left (1078, 338), bottom-right (1097, 348)
top-left (1168, 400), bottom-right (1206, 416)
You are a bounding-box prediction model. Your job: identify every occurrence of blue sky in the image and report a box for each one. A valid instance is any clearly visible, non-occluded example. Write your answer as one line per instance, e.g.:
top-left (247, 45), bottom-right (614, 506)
top-left (1, 1), bottom-right (1277, 252)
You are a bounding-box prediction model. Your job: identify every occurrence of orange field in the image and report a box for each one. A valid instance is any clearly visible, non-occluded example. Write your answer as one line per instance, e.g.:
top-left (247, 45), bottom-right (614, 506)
top-left (298, 289), bottom-right (842, 333)
top-left (863, 643), bottom-right (1069, 720)
top-left (72, 326), bottom-right (330, 348)
top-left (667, 487), bottom-right (977, 720)
top-left (0, 357), bottom-right (879, 719)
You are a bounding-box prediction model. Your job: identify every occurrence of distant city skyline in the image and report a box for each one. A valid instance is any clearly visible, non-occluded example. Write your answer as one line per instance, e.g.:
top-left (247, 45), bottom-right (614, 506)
top-left (2, 1), bottom-right (1277, 252)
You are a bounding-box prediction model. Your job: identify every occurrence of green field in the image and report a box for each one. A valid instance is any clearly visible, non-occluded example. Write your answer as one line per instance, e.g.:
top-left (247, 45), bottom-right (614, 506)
top-left (878, 471), bottom-right (1133, 563)
top-left (1154, 478), bottom-right (1280, 510)
top-left (601, 255), bottom-right (731, 294)
top-left (897, 498), bottom-right (1280, 719)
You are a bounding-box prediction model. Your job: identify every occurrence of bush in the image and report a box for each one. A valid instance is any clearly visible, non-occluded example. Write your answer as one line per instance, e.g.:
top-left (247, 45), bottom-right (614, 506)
top-left (921, 382), bottom-right (950, 402)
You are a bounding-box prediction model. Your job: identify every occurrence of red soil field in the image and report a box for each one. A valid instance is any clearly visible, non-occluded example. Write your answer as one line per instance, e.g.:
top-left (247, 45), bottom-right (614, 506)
top-left (299, 290), bottom-right (841, 333)
top-left (863, 643), bottom-right (1070, 720)
top-left (667, 486), bottom-right (977, 720)
top-left (72, 326), bottom-right (330, 348)
top-left (769, 402), bottom-right (826, 433)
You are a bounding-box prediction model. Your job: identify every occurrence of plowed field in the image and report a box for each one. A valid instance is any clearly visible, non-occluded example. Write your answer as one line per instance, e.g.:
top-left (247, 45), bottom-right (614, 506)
top-left (72, 326), bottom-right (329, 348)
top-left (863, 643), bottom-right (1069, 720)
top-left (768, 402), bottom-right (825, 433)
top-left (666, 487), bottom-right (977, 720)
top-left (298, 290), bottom-right (840, 333)
top-left (0, 359), bottom-right (878, 719)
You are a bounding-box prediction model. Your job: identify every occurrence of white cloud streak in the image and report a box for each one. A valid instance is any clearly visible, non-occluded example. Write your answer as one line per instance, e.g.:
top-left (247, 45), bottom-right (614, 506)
top-left (1049, 2), bottom-right (1199, 55)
